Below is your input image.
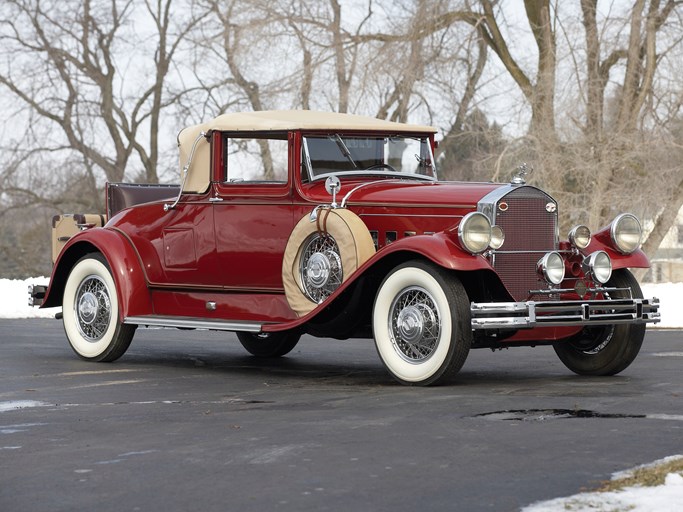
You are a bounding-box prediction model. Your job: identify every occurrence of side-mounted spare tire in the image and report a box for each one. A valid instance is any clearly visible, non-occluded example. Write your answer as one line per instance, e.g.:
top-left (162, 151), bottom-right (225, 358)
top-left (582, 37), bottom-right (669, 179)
top-left (282, 208), bottom-right (376, 317)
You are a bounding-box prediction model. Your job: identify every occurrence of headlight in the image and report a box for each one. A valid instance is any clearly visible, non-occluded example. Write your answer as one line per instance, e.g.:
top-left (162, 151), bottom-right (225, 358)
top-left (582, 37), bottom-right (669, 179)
top-left (610, 213), bottom-right (641, 254)
top-left (537, 251), bottom-right (565, 285)
top-left (568, 225), bottom-right (591, 249)
top-left (490, 225), bottom-right (505, 250)
top-left (458, 212), bottom-right (491, 254)
top-left (582, 251), bottom-right (612, 284)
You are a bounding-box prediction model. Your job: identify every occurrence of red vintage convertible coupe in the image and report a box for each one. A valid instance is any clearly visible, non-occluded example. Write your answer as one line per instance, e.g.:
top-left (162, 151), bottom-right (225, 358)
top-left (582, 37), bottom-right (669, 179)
top-left (30, 110), bottom-right (660, 385)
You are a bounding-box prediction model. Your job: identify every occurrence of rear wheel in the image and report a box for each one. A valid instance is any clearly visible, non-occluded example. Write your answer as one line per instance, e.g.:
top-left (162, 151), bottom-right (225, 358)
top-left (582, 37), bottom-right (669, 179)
top-left (553, 269), bottom-right (646, 376)
top-left (372, 260), bottom-right (471, 386)
top-left (62, 253), bottom-right (136, 362)
top-left (236, 331), bottom-right (301, 358)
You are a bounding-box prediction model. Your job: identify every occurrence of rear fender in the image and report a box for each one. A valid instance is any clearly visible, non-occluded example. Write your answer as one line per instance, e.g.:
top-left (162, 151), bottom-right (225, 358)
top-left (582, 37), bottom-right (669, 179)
top-left (42, 228), bottom-right (152, 319)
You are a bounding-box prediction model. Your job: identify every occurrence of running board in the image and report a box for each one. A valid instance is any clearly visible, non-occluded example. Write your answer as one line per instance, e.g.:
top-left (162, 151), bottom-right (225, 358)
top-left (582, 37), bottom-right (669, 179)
top-left (124, 316), bottom-right (262, 333)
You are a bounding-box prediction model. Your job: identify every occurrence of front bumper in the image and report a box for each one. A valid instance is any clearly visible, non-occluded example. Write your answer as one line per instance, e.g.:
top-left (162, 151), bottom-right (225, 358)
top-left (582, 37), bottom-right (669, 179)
top-left (471, 296), bottom-right (660, 330)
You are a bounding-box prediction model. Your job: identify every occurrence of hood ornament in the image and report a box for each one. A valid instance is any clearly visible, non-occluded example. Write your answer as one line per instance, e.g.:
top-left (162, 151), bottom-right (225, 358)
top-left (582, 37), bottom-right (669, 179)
top-left (511, 163), bottom-right (532, 185)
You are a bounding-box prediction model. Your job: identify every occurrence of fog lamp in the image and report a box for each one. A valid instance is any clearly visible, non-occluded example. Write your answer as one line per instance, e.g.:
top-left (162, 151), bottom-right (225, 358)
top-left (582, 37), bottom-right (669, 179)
top-left (537, 251), bottom-right (565, 285)
top-left (582, 251), bottom-right (612, 284)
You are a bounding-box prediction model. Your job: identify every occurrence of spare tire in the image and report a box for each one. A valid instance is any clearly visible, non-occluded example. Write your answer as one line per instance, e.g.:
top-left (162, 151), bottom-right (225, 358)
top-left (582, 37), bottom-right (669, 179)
top-left (282, 208), bottom-right (375, 317)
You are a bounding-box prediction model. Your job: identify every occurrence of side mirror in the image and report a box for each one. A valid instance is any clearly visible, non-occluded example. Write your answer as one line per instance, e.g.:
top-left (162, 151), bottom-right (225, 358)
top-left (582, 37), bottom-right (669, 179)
top-left (325, 175), bottom-right (341, 208)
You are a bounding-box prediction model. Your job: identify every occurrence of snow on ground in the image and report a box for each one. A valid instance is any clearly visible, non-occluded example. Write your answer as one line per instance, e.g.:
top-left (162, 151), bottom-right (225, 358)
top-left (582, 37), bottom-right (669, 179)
top-left (522, 456), bottom-right (683, 512)
top-left (1, 277), bottom-right (680, 325)
top-left (1, 277), bottom-right (56, 319)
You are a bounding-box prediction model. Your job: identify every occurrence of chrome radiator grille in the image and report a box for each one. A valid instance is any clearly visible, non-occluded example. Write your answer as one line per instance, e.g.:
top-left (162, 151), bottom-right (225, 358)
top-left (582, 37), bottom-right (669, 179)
top-left (486, 187), bottom-right (558, 301)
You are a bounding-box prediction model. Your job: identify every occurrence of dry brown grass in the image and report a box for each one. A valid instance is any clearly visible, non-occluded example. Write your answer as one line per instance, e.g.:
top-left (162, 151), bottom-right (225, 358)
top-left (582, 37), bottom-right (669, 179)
top-left (595, 457), bottom-right (683, 493)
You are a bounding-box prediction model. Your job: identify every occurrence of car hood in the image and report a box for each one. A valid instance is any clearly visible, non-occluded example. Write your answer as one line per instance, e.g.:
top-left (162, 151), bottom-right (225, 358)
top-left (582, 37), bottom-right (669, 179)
top-left (328, 180), bottom-right (504, 209)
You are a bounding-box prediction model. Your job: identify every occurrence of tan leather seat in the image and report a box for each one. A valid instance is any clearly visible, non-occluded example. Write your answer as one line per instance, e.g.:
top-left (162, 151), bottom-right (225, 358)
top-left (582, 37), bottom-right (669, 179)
top-left (51, 214), bottom-right (106, 263)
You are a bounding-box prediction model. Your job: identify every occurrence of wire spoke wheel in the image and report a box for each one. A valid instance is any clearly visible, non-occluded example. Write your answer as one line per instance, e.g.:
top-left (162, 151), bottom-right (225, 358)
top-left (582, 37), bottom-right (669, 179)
top-left (389, 286), bottom-right (440, 362)
top-left (299, 234), bottom-right (343, 303)
top-left (74, 275), bottom-right (112, 342)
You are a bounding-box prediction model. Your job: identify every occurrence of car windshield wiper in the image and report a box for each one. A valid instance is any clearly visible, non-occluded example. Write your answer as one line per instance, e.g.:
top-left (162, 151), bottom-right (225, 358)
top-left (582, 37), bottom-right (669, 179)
top-left (332, 134), bottom-right (357, 169)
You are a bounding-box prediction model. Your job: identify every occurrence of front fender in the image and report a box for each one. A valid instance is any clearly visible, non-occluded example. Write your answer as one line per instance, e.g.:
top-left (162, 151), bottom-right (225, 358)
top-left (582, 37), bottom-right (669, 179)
top-left (585, 239), bottom-right (650, 270)
top-left (374, 232), bottom-right (493, 271)
top-left (264, 233), bottom-right (494, 332)
top-left (41, 227), bottom-right (152, 319)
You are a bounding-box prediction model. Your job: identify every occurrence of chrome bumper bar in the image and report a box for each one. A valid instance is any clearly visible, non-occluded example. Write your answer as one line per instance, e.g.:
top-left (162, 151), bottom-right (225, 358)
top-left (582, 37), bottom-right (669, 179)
top-left (28, 284), bottom-right (47, 307)
top-left (470, 297), bottom-right (660, 330)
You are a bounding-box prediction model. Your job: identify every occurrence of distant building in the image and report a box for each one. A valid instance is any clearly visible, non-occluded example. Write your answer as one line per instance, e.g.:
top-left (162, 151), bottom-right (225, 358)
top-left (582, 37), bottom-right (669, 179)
top-left (645, 207), bottom-right (683, 283)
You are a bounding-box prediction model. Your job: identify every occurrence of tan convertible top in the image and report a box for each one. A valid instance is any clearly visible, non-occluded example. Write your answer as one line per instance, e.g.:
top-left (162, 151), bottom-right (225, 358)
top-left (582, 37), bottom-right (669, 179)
top-left (178, 110), bottom-right (437, 193)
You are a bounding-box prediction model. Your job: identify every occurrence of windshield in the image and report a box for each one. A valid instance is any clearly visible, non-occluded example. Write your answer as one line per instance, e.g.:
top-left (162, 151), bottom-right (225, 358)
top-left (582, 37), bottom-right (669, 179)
top-left (302, 135), bottom-right (437, 181)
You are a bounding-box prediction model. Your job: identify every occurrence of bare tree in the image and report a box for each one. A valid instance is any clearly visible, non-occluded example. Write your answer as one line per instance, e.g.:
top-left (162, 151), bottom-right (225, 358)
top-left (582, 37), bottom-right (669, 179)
top-left (0, 0), bottom-right (207, 185)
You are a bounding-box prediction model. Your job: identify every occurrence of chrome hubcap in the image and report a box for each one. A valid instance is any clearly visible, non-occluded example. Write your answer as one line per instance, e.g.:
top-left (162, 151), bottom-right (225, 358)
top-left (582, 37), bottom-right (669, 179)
top-left (300, 235), bottom-right (342, 303)
top-left (306, 252), bottom-right (334, 288)
top-left (74, 275), bottom-right (111, 342)
top-left (78, 292), bottom-right (99, 325)
top-left (389, 286), bottom-right (441, 362)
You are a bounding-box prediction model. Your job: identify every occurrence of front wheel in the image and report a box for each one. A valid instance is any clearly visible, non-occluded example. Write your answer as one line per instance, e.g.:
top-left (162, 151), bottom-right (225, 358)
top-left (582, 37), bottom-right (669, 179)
top-left (372, 260), bottom-right (471, 386)
top-left (553, 269), bottom-right (646, 376)
top-left (62, 253), bottom-right (136, 362)
top-left (236, 331), bottom-right (301, 358)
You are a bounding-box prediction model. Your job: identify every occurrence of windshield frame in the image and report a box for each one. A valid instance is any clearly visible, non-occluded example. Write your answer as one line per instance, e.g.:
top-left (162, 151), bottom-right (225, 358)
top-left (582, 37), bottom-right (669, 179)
top-left (301, 133), bottom-right (438, 183)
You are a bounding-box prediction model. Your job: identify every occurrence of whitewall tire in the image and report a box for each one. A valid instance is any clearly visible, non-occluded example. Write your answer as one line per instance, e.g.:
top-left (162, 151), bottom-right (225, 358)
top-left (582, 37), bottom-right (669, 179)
top-left (62, 253), bottom-right (135, 362)
top-left (372, 260), bottom-right (471, 385)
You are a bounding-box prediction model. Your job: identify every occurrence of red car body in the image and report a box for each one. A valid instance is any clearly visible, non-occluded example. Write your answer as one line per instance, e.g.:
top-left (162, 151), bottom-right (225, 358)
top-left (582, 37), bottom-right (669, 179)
top-left (32, 111), bottom-right (660, 385)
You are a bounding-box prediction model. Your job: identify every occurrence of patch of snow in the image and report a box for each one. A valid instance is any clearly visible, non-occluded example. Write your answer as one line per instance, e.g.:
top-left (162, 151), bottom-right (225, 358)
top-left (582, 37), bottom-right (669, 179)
top-left (642, 283), bottom-right (682, 329)
top-left (522, 456), bottom-right (683, 512)
top-left (0, 400), bottom-right (47, 413)
top-left (0, 277), bottom-right (59, 319)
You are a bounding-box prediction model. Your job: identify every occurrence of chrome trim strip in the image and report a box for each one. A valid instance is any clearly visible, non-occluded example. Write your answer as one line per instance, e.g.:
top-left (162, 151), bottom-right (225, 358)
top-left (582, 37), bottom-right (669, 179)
top-left (124, 316), bottom-right (263, 332)
top-left (359, 213), bottom-right (463, 219)
top-left (492, 249), bottom-right (561, 255)
top-left (317, 170), bottom-right (435, 184)
top-left (470, 297), bottom-right (660, 330)
top-left (528, 286), bottom-right (626, 296)
top-left (341, 179), bottom-right (422, 208)
top-left (476, 184), bottom-right (516, 218)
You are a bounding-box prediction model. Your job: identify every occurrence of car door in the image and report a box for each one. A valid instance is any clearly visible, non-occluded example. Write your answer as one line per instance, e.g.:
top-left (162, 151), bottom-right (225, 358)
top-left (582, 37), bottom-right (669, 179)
top-left (212, 133), bottom-right (295, 291)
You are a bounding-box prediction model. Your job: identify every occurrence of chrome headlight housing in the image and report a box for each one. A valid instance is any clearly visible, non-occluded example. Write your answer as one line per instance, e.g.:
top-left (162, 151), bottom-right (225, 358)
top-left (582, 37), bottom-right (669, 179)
top-left (568, 225), bottom-right (591, 249)
top-left (458, 212), bottom-right (491, 254)
top-left (537, 251), bottom-right (565, 285)
top-left (582, 251), bottom-right (612, 284)
top-left (610, 214), bottom-right (642, 254)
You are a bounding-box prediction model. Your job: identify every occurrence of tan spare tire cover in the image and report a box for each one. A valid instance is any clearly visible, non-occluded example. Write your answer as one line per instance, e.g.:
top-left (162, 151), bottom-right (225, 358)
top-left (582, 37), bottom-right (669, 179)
top-left (282, 208), bottom-right (376, 317)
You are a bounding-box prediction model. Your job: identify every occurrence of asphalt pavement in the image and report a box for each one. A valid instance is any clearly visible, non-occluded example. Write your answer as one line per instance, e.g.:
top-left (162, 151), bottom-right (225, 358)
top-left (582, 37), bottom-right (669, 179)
top-left (1, 319), bottom-right (681, 511)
